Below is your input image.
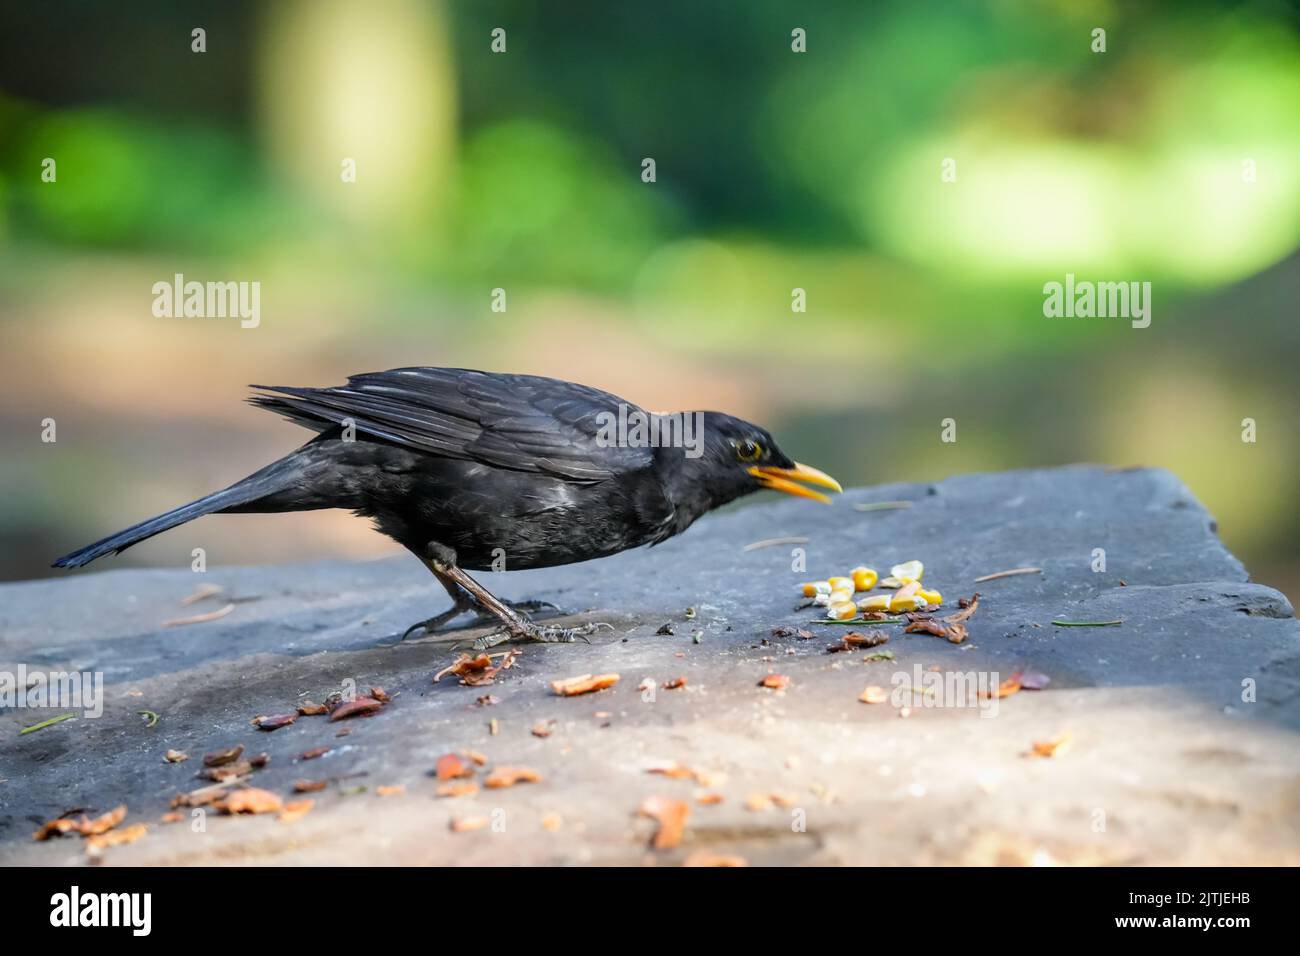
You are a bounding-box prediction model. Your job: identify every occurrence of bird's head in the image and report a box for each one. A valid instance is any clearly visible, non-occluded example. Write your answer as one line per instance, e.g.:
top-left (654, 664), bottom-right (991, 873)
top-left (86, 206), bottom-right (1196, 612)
top-left (659, 411), bottom-right (842, 518)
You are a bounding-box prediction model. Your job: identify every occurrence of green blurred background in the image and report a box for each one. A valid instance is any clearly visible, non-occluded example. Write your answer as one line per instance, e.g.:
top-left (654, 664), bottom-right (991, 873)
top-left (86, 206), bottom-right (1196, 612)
top-left (1, 1), bottom-right (1297, 606)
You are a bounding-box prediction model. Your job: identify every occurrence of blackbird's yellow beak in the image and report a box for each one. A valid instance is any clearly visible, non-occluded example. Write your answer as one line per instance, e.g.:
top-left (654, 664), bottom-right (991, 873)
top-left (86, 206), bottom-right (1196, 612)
top-left (747, 462), bottom-right (843, 505)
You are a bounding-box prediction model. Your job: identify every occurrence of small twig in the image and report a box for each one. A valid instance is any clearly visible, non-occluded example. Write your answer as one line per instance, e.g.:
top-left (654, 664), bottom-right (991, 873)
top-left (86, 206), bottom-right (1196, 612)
top-left (852, 501), bottom-right (914, 512)
top-left (1051, 619), bottom-right (1123, 627)
top-left (974, 567), bottom-right (1042, 583)
top-left (164, 603), bottom-right (235, 627)
top-left (179, 583), bottom-right (224, 606)
top-left (19, 713), bottom-right (76, 735)
top-left (742, 536), bottom-right (809, 552)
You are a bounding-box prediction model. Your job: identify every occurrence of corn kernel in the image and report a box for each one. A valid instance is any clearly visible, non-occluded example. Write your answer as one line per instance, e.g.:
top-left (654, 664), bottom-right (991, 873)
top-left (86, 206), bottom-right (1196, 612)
top-left (858, 594), bottom-right (891, 613)
top-left (830, 587), bottom-right (855, 604)
top-left (800, 581), bottom-right (832, 597)
top-left (887, 581), bottom-right (921, 612)
top-left (828, 576), bottom-right (854, 592)
top-left (890, 560), bottom-right (924, 582)
top-left (827, 601), bottom-right (857, 621)
top-left (889, 593), bottom-right (928, 613)
top-left (851, 567), bottom-right (878, 592)
top-left (917, 589), bottom-right (942, 606)
top-left (814, 593), bottom-right (831, 606)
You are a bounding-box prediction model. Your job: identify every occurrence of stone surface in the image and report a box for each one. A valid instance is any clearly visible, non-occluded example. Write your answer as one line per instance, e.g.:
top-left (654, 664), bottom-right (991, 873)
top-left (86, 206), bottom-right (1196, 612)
top-left (1, 465), bottom-right (1297, 865)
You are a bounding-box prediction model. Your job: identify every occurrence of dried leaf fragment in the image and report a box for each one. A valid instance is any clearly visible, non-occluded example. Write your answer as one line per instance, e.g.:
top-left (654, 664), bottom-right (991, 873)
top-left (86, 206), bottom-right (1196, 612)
top-left (646, 761), bottom-right (695, 780)
top-left (436, 753), bottom-right (473, 780)
top-left (376, 785), bottom-right (405, 797)
top-left (329, 696), bottom-right (384, 721)
top-left (842, 630), bottom-right (889, 649)
top-left (85, 822), bottom-right (147, 853)
top-left (203, 744), bottom-right (245, 768)
top-left (981, 676), bottom-right (1022, 700)
top-left (171, 779), bottom-right (241, 809)
top-left (297, 701), bottom-right (328, 716)
top-left (948, 593), bottom-right (981, 623)
top-left (550, 673), bottom-right (620, 696)
top-left (214, 787), bottom-right (283, 815)
top-left (278, 799), bottom-right (314, 823)
top-left (435, 650), bottom-right (521, 687)
top-left (435, 653), bottom-right (491, 682)
top-left (164, 749), bottom-right (189, 763)
top-left (33, 817), bottom-right (81, 841)
top-left (485, 766), bottom-right (542, 789)
top-left (759, 674), bottom-right (790, 691)
top-left (450, 815), bottom-right (490, 833)
top-left (638, 796), bottom-right (690, 850)
top-left (293, 779), bottom-right (328, 793)
top-left (1031, 731), bottom-right (1074, 758)
top-left (683, 851), bottom-right (747, 867)
top-left (662, 676), bottom-right (688, 690)
top-left (298, 746), bottom-right (331, 761)
top-left (253, 713), bottom-right (297, 731)
top-left (859, 685), bottom-right (889, 705)
top-left (80, 805), bottom-right (128, 836)
top-left (203, 760), bottom-right (253, 782)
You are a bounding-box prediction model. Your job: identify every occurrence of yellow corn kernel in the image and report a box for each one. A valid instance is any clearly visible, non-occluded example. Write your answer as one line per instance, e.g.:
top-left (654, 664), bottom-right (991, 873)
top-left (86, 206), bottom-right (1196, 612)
top-left (830, 585), bottom-right (855, 601)
top-left (858, 594), bottom-right (891, 613)
top-left (917, 589), bottom-right (942, 607)
top-left (827, 601), bottom-right (858, 621)
top-left (828, 576), bottom-right (854, 592)
top-left (851, 567), bottom-right (878, 592)
top-left (889, 593), bottom-right (927, 613)
top-left (800, 581), bottom-right (832, 597)
top-left (890, 560), bottom-right (924, 582)
top-left (887, 581), bottom-right (921, 612)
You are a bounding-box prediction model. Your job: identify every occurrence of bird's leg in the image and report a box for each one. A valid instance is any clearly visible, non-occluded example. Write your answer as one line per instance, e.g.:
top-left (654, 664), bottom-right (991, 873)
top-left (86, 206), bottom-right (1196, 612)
top-left (401, 570), bottom-right (480, 640)
top-left (419, 544), bottom-right (608, 650)
top-left (402, 553), bottom-right (566, 640)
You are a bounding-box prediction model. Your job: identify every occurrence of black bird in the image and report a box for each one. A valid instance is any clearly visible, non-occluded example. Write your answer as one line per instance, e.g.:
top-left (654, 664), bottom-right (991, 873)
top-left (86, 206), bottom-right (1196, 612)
top-left (53, 367), bottom-right (841, 647)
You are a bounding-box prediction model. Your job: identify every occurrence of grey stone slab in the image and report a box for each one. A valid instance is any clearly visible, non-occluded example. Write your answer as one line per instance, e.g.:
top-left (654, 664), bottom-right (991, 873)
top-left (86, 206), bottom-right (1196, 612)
top-left (1, 465), bottom-right (1297, 865)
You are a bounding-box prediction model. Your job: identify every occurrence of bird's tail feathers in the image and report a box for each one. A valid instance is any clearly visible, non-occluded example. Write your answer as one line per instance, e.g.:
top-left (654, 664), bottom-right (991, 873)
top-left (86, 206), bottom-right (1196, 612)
top-left (52, 451), bottom-right (316, 569)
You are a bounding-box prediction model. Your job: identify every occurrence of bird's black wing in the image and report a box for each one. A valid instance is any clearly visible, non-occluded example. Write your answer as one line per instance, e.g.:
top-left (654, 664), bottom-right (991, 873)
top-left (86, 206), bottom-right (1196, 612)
top-left (250, 367), bottom-right (653, 481)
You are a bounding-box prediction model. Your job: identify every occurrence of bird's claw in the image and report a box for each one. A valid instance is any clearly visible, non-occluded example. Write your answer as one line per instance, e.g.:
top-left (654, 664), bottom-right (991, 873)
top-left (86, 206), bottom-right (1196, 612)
top-left (401, 597), bottom-right (564, 641)
top-left (401, 606), bottom-right (468, 641)
top-left (468, 621), bottom-right (612, 650)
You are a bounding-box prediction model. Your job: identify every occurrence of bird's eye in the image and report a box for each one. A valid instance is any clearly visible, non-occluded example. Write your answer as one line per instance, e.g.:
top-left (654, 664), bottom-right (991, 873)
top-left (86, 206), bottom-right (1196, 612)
top-left (736, 439), bottom-right (763, 462)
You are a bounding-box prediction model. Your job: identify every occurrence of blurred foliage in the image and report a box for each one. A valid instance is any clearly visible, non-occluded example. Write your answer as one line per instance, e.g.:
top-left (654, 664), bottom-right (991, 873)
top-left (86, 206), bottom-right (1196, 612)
top-left (1, 0), bottom-right (1298, 595)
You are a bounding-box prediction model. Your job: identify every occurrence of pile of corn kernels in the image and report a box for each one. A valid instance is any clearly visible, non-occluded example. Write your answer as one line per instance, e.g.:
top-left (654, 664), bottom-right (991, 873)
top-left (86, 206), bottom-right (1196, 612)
top-left (800, 560), bottom-right (940, 621)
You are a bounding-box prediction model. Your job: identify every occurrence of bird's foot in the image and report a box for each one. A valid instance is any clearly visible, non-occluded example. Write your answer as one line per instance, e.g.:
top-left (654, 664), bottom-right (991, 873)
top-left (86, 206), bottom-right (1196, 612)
top-left (401, 597), bottom-right (565, 641)
top-left (401, 605), bottom-right (471, 641)
top-left (466, 620), bottom-right (613, 651)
